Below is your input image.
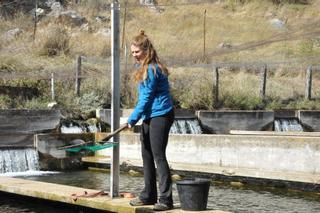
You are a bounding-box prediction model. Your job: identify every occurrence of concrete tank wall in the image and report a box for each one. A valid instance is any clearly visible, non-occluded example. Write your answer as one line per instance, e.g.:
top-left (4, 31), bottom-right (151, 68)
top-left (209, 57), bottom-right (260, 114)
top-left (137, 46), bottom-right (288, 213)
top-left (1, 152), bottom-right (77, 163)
top-left (97, 133), bottom-right (320, 184)
top-left (97, 108), bottom-right (320, 134)
top-left (0, 133), bottom-right (34, 147)
top-left (298, 110), bottom-right (320, 132)
top-left (0, 109), bottom-right (62, 146)
top-left (0, 109), bottom-right (61, 133)
top-left (96, 108), bottom-right (196, 125)
top-left (197, 110), bottom-right (274, 134)
top-left (35, 133), bottom-right (94, 170)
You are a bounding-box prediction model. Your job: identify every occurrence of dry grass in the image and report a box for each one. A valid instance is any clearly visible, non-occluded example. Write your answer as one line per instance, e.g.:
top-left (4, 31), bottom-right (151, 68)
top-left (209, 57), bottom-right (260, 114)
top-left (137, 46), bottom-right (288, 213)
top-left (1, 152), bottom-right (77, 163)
top-left (168, 65), bottom-right (320, 110)
top-left (1, 0), bottom-right (320, 110)
top-left (170, 67), bottom-right (214, 109)
top-left (69, 31), bottom-right (111, 57)
top-left (123, 0), bottom-right (320, 64)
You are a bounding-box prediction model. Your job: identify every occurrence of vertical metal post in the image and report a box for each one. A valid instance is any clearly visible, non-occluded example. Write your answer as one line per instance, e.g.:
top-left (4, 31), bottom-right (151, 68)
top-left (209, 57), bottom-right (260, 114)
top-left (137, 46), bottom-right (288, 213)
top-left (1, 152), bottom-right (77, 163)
top-left (51, 73), bottom-right (55, 101)
top-left (305, 65), bottom-right (312, 100)
top-left (259, 65), bottom-right (267, 100)
top-left (110, 1), bottom-right (120, 198)
top-left (75, 55), bottom-right (82, 96)
top-left (214, 67), bottom-right (219, 107)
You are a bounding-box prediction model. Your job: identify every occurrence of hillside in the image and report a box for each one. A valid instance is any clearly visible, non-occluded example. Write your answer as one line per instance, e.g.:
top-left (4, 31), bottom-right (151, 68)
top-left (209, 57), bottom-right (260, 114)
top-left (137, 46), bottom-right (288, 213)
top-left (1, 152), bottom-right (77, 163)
top-left (0, 0), bottom-right (320, 112)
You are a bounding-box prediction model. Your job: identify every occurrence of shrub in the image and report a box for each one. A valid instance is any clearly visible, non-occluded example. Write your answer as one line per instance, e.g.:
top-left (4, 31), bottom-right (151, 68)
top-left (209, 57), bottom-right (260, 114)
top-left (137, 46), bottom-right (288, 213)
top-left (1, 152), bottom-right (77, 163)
top-left (0, 95), bottom-right (13, 109)
top-left (170, 68), bottom-right (214, 110)
top-left (220, 92), bottom-right (264, 110)
top-left (0, 56), bottom-right (29, 72)
top-left (22, 97), bottom-right (50, 109)
top-left (297, 39), bottom-right (314, 55)
top-left (40, 27), bottom-right (70, 56)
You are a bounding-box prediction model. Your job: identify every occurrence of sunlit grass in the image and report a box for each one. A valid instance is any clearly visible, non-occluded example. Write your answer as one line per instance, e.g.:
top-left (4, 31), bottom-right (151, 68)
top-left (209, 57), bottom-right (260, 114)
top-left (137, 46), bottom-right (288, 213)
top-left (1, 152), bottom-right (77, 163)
top-left (1, 0), bottom-right (320, 109)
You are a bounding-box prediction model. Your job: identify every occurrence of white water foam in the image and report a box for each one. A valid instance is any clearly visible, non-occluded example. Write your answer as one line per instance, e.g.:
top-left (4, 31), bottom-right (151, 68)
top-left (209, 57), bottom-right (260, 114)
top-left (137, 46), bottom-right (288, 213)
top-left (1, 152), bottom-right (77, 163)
top-left (0, 148), bottom-right (40, 173)
top-left (0, 170), bottom-right (60, 177)
top-left (170, 119), bottom-right (202, 134)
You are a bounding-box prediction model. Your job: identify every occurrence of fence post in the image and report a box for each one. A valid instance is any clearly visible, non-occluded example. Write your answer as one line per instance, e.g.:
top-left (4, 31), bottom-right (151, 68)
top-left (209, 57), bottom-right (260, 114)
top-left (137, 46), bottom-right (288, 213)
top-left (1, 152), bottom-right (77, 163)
top-left (259, 65), bottom-right (267, 100)
top-left (305, 65), bottom-right (312, 100)
top-left (213, 67), bottom-right (219, 107)
top-left (51, 73), bottom-right (55, 101)
top-left (75, 55), bottom-right (82, 96)
top-left (33, 0), bottom-right (38, 41)
top-left (203, 9), bottom-right (206, 60)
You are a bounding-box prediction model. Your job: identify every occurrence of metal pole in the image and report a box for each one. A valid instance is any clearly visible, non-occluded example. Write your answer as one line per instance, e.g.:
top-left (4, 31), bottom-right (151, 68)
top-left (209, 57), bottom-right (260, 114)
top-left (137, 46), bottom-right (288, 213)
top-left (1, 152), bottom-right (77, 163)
top-left (305, 65), bottom-right (312, 100)
top-left (110, 1), bottom-right (120, 198)
top-left (51, 73), bottom-right (55, 101)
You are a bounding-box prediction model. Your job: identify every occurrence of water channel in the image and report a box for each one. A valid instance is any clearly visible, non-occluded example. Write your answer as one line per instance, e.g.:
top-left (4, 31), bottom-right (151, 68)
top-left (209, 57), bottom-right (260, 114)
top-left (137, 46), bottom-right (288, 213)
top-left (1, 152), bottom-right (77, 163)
top-left (1, 170), bottom-right (320, 213)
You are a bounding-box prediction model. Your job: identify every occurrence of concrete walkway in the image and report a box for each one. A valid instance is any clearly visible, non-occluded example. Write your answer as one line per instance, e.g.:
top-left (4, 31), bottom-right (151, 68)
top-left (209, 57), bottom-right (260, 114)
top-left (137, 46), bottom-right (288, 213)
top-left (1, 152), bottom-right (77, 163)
top-left (0, 176), bottom-right (230, 213)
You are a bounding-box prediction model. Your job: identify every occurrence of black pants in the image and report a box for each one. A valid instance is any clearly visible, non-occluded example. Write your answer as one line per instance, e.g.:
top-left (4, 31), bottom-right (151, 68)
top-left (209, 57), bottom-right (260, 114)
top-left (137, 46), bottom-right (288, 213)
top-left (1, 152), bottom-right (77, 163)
top-left (139, 109), bottom-right (174, 205)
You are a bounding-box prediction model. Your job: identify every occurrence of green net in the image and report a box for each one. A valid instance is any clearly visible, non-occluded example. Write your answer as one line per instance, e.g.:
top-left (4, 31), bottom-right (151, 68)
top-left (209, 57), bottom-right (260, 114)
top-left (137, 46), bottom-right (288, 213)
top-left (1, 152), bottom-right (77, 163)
top-left (66, 143), bottom-right (118, 152)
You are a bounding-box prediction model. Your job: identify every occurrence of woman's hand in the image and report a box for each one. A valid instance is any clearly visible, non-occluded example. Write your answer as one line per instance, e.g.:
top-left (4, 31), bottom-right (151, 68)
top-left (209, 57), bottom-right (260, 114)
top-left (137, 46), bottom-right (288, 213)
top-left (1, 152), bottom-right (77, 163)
top-left (125, 123), bottom-right (132, 129)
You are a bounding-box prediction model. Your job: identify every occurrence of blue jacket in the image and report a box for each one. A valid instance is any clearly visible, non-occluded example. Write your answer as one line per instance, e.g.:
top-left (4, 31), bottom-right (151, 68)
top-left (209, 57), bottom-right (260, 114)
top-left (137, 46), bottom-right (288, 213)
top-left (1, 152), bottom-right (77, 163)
top-left (127, 64), bottom-right (173, 126)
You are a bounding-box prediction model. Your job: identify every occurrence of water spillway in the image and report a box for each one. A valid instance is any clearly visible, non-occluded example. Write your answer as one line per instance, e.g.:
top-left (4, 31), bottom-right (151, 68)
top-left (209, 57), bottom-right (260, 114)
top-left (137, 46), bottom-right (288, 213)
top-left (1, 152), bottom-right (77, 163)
top-left (274, 118), bottom-right (304, 132)
top-left (170, 118), bottom-right (202, 134)
top-left (0, 148), bottom-right (39, 173)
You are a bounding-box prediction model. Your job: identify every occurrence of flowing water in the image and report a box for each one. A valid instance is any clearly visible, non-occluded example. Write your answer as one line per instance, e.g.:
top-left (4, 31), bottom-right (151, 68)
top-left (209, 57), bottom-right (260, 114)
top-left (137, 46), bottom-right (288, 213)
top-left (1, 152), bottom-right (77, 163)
top-left (170, 119), bottom-right (202, 134)
top-left (274, 118), bottom-right (304, 132)
top-left (0, 170), bottom-right (317, 213)
top-left (60, 119), bottom-right (102, 134)
top-left (0, 148), bottom-right (39, 173)
top-left (0, 148), bottom-right (59, 177)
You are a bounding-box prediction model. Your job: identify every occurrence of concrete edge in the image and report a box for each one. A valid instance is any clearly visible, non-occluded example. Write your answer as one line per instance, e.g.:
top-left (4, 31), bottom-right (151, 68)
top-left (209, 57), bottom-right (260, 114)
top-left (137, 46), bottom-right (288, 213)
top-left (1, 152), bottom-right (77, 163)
top-left (0, 177), bottom-right (229, 213)
top-left (82, 157), bottom-right (320, 187)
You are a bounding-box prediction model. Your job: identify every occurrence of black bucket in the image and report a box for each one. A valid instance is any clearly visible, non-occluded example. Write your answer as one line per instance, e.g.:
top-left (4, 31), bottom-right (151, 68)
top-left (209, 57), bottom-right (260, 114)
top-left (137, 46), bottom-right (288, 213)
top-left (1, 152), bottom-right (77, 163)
top-left (176, 178), bottom-right (211, 211)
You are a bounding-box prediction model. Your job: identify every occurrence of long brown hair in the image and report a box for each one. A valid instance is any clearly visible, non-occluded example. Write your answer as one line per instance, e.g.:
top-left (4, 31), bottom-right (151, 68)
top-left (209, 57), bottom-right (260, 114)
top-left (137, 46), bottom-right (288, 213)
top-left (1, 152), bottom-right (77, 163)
top-left (131, 30), bottom-right (169, 83)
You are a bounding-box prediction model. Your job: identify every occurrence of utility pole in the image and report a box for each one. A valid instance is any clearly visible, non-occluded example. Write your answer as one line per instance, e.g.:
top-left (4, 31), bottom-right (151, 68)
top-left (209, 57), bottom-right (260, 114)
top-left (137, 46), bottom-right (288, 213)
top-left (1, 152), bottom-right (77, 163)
top-left (110, 0), bottom-right (121, 198)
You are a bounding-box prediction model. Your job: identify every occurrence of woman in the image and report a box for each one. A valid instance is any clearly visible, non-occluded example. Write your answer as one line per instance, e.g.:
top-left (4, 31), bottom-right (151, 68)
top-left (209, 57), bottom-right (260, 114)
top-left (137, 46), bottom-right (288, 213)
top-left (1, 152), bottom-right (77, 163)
top-left (126, 30), bottom-right (174, 211)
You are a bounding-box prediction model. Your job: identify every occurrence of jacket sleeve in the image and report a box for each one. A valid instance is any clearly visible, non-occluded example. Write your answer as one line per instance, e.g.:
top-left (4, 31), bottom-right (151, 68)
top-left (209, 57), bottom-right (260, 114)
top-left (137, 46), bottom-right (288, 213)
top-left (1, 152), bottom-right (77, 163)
top-left (127, 67), bottom-right (158, 126)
